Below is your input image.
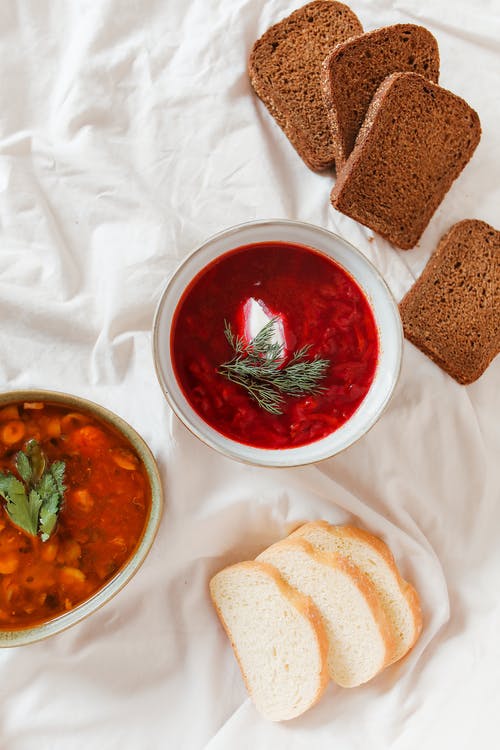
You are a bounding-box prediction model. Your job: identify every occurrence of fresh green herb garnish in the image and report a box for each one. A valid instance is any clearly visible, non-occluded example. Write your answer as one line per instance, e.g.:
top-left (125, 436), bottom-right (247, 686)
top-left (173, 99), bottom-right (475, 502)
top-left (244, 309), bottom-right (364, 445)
top-left (218, 317), bottom-right (330, 415)
top-left (0, 440), bottom-right (66, 542)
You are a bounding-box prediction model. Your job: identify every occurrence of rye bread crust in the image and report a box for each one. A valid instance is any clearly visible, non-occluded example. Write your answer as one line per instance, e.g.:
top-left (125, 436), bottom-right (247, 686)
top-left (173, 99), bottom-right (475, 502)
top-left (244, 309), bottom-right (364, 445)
top-left (321, 24), bottom-right (440, 170)
top-left (249, 1), bottom-right (363, 172)
top-left (399, 219), bottom-right (500, 384)
top-left (330, 72), bottom-right (481, 248)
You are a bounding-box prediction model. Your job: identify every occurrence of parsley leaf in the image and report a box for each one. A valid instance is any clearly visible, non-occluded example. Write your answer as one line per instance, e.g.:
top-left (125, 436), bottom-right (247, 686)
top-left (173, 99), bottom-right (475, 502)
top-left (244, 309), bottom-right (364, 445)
top-left (27, 489), bottom-right (44, 534)
top-left (0, 476), bottom-right (39, 536)
top-left (16, 451), bottom-right (32, 484)
top-left (38, 470), bottom-right (64, 542)
top-left (0, 474), bottom-right (12, 497)
top-left (0, 441), bottom-right (66, 541)
top-left (50, 461), bottom-right (65, 496)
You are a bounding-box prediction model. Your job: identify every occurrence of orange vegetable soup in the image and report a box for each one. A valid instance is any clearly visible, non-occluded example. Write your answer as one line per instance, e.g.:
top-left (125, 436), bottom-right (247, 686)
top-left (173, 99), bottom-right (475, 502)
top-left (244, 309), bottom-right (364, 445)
top-left (0, 401), bottom-right (151, 630)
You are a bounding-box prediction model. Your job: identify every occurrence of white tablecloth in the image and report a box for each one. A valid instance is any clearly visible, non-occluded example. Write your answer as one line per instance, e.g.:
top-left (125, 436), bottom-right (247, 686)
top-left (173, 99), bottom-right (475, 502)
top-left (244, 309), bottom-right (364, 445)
top-left (0, 1), bottom-right (499, 748)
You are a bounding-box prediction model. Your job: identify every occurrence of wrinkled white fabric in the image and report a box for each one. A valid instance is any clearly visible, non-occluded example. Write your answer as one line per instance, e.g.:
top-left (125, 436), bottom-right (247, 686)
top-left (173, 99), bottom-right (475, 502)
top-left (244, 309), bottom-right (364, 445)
top-left (0, 0), bottom-right (498, 748)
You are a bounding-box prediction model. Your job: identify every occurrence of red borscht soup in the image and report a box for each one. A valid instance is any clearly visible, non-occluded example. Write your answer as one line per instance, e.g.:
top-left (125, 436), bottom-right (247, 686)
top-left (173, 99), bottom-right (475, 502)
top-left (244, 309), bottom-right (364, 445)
top-left (171, 242), bottom-right (378, 449)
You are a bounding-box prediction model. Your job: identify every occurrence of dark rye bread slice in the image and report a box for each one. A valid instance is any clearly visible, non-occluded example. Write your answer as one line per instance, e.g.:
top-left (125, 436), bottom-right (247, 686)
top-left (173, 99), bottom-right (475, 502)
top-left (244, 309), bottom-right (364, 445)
top-left (322, 24), bottom-right (440, 170)
top-left (248, 1), bottom-right (362, 172)
top-left (330, 72), bottom-right (481, 249)
top-left (400, 220), bottom-right (500, 384)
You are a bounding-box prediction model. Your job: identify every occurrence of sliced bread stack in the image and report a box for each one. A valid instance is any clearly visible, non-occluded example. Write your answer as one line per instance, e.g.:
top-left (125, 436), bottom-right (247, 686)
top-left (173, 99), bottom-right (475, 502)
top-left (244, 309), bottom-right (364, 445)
top-left (210, 521), bottom-right (422, 721)
top-left (248, 1), bottom-right (363, 171)
top-left (289, 522), bottom-right (422, 663)
top-left (321, 24), bottom-right (440, 171)
top-left (257, 537), bottom-right (396, 687)
top-left (249, 4), bottom-right (481, 249)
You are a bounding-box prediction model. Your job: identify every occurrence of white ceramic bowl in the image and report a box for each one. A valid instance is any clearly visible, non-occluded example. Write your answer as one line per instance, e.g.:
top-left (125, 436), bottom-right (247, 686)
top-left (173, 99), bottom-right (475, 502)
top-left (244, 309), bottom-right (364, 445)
top-left (153, 220), bottom-right (402, 467)
top-left (0, 390), bottom-right (163, 646)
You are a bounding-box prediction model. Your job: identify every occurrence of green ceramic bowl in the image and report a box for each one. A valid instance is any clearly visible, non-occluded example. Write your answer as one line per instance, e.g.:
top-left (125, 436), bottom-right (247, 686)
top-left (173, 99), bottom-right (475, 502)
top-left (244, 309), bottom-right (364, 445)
top-left (0, 390), bottom-right (163, 647)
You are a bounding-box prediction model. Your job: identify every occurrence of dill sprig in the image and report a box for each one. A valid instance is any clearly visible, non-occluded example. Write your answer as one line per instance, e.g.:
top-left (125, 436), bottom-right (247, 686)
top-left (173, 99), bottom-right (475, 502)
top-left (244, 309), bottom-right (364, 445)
top-left (218, 317), bottom-right (329, 415)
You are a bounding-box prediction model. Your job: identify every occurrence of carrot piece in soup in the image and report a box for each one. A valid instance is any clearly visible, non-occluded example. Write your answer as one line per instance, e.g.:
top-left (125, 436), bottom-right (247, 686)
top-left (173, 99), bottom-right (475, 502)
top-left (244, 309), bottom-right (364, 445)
top-left (60, 567), bottom-right (86, 584)
top-left (1, 421), bottom-right (25, 445)
top-left (60, 413), bottom-right (89, 432)
top-left (0, 553), bottom-right (19, 574)
top-left (70, 489), bottom-right (94, 512)
top-left (68, 425), bottom-right (110, 452)
top-left (46, 419), bottom-right (61, 438)
top-left (40, 542), bottom-right (59, 562)
top-left (0, 405), bottom-right (20, 421)
top-left (111, 449), bottom-right (139, 471)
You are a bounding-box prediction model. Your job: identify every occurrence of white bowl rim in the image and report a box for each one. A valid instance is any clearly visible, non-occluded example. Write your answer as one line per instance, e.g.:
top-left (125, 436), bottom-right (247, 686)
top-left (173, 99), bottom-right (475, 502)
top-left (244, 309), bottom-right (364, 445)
top-left (153, 219), bottom-right (403, 468)
top-left (0, 389), bottom-right (163, 647)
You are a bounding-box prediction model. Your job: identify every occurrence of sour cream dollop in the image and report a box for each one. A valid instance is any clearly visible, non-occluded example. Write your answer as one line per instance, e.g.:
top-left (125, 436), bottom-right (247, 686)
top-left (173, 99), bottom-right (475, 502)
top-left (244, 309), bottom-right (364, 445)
top-left (238, 297), bottom-right (293, 358)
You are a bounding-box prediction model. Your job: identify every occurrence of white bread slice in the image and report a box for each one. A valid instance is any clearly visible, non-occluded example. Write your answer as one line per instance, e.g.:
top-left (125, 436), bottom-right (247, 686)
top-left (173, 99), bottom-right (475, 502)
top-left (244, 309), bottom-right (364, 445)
top-left (209, 560), bottom-right (329, 721)
top-left (257, 539), bottom-right (394, 687)
top-left (290, 522), bottom-right (422, 662)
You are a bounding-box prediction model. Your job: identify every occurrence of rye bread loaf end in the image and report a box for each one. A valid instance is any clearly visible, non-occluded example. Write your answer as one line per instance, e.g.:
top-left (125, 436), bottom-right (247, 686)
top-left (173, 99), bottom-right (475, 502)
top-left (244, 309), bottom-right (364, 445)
top-left (399, 220), bottom-right (500, 384)
top-left (322, 24), bottom-right (440, 170)
top-left (249, 1), bottom-right (363, 172)
top-left (330, 72), bottom-right (481, 249)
